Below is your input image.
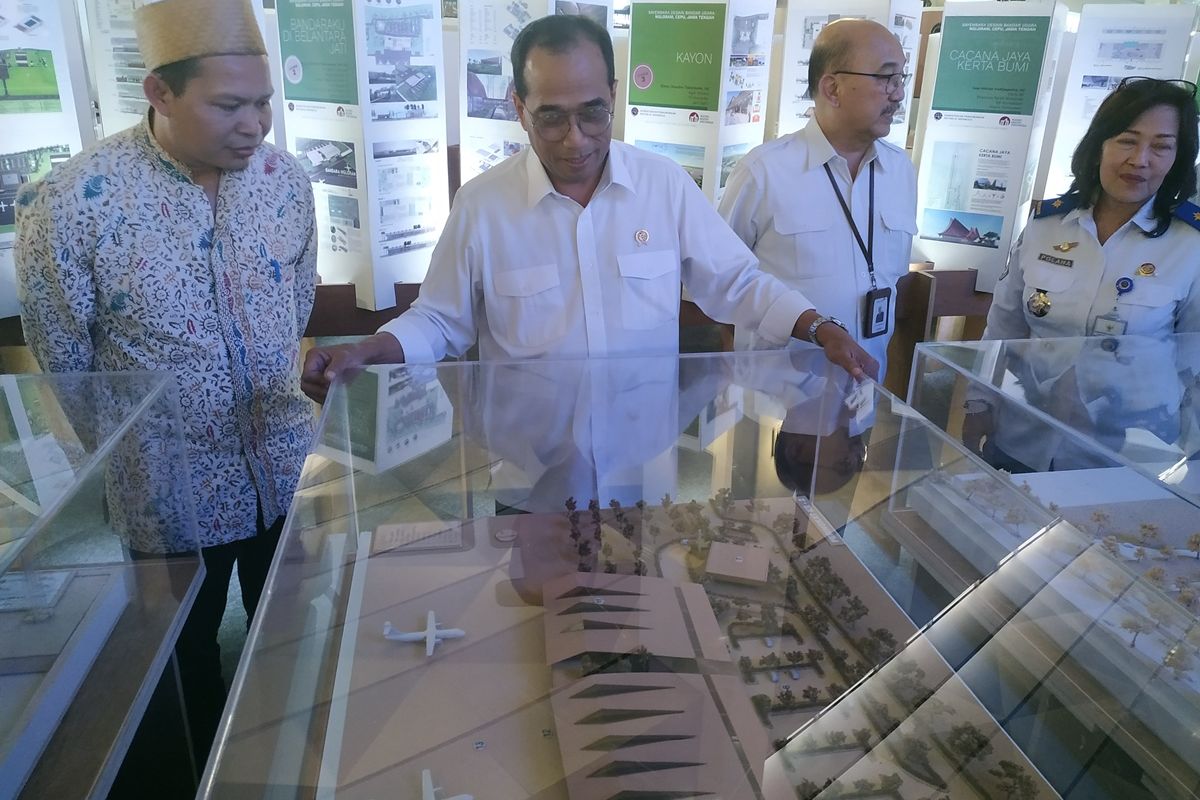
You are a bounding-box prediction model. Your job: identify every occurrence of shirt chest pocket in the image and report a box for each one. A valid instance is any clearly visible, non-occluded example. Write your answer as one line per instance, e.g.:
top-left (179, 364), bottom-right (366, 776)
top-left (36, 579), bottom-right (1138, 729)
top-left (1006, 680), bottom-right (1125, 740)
top-left (1022, 261), bottom-right (1078, 325)
top-left (491, 264), bottom-right (567, 349)
top-left (879, 205), bottom-right (917, 280)
top-left (1115, 280), bottom-right (1179, 335)
top-left (772, 205), bottom-right (837, 278)
top-left (617, 250), bottom-right (679, 330)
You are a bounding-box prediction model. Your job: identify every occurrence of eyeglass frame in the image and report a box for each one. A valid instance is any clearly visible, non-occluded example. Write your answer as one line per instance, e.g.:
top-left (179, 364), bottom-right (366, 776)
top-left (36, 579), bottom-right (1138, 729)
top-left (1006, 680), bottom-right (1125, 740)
top-left (1116, 76), bottom-right (1198, 98)
top-left (832, 70), bottom-right (911, 93)
top-left (524, 105), bottom-right (615, 142)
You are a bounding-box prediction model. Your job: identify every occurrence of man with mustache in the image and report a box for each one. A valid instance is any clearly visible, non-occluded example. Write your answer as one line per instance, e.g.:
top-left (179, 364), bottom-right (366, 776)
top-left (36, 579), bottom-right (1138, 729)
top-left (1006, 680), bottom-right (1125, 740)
top-left (719, 19), bottom-right (917, 380)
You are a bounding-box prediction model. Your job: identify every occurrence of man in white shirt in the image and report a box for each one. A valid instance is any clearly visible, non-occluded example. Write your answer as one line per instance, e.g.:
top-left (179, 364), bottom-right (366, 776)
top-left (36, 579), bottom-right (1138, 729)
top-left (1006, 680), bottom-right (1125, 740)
top-left (302, 15), bottom-right (877, 402)
top-left (718, 19), bottom-right (917, 377)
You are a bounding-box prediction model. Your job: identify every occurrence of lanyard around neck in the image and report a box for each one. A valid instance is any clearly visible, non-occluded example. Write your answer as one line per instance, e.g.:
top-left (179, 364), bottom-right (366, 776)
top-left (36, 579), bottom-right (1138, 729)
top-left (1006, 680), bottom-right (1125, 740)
top-left (823, 161), bottom-right (876, 291)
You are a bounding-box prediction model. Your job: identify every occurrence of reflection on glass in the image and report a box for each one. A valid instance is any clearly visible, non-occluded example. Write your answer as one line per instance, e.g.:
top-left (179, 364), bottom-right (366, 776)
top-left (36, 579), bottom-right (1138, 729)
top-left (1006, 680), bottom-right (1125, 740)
top-left (206, 350), bottom-right (1194, 800)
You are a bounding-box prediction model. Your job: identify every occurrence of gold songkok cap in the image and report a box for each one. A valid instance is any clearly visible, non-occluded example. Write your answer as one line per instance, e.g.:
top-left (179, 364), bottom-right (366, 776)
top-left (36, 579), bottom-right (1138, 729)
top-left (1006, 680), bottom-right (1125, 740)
top-left (135, 0), bottom-right (267, 73)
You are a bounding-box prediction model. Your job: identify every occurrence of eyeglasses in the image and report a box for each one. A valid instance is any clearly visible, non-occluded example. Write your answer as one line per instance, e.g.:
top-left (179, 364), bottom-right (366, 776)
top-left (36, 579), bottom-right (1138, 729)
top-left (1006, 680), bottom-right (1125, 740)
top-left (833, 70), bottom-right (911, 93)
top-left (1116, 76), bottom-right (1198, 97)
top-left (526, 106), bottom-right (614, 142)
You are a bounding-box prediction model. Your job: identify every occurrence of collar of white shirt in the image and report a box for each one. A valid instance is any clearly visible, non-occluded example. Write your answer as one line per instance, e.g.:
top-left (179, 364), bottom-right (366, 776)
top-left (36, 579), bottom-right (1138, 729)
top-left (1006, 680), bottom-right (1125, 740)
top-left (1064, 197), bottom-right (1157, 235)
top-left (523, 142), bottom-right (637, 209)
top-left (799, 117), bottom-right (884, 177)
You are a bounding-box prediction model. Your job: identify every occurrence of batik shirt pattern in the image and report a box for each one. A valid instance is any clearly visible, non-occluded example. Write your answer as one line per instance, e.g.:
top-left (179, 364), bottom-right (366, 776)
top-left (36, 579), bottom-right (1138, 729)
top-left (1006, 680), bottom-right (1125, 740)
top-left (15, 118), bottom-right (317, 548)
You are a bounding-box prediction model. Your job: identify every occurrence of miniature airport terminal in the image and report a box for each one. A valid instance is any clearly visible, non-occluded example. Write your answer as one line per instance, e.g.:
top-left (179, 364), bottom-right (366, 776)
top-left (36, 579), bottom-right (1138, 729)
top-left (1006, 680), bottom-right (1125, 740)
top-left (186, 351), bottom-right (1200, 800)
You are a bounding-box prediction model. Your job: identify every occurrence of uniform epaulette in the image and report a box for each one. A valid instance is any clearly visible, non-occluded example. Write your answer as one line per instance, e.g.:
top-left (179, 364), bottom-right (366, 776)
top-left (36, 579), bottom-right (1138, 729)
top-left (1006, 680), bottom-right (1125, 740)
top-left (1032, 195), bottom-right (1076, 219)
top-left (1173, 200), bottom-right (1200, 232)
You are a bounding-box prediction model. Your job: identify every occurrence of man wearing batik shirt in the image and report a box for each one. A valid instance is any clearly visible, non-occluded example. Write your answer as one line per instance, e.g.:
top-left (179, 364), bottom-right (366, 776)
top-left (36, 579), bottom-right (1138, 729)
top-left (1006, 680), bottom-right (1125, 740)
top-left (14, 0), bottom-right (316, 761)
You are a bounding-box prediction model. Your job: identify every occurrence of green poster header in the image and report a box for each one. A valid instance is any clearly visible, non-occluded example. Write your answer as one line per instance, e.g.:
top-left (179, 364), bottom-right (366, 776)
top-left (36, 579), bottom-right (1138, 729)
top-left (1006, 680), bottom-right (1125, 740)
top-left (933, 16), bottom-right (1049, 117)
top-left (278, 0), bottom-right (358, 106)
top-left (628, 2), bottom-right (726, 112)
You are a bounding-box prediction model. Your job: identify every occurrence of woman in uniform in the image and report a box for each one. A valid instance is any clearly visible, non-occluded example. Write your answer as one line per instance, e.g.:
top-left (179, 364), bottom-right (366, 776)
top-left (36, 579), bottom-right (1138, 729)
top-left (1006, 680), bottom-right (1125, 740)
top-left (966, 77), bottom-right (1200, 470)
top-left (985, 77), bottom-right (1200, 339)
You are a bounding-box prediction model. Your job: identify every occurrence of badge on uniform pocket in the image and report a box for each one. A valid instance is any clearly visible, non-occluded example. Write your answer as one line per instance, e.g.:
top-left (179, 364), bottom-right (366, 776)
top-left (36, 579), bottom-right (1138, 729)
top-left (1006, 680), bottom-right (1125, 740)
top-left (1026, 289), bottom-right (1051, 318)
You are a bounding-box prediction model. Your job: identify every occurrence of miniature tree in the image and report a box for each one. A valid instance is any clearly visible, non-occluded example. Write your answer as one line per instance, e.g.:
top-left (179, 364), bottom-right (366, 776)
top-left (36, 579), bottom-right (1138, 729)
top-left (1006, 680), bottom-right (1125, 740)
top-left (853, 727), bottom-right (872, 748)
top-left (785, 575), bottom-right (800, 609)
top-left (635, 499), bottom-right (647, 514)
top-left (601, 542), bottom-right (614, 558)
top-left (633, 559), bottom-right (647, 576)
top-left (947, 723), bottom-right (993, 764)
top-left (826, 682), bottom-right (845, 699)
top-left (806, 649), bottom-right (825, 667)
top-left (801, 685), bottom-right (822, 704)
top-left (735, 608), bottom-right (751, 622)
top-left (1134, 546), bottom-right (1147, 563)
top-left (1162, 645), bottom-right (1195, 680)
top-left (767, 562), bottom-right (783, 584)
top-left (1121, 615), bottom-right (1151, 648)
top-left (776, 685), bottom-right (795, 708)
top-left (1179, 587), bottom-right (1197, 609)
top-left (1187, 532), bottom-right (1200, 560)
top-left (781, 621), bottom-right (801, 642)
top-left (1090, 510), bottom-right (1110, 535)
top-left (826, 730), bottom-right (848, 748)
top-left (578, 540), bottom-right (591, 558)
top-left (738, 656), bottom-right (753, 679)
top-left (762, 603), bottom-right (781, 635)
top-left (878, 774), bottom-right (903, 792)
top-left (795, 779), bottom-right (820, 800)
top-left (838, 596), bottom-right (869, 629)
top-left (799, 605), bottom-right (830, 638)
top-left (1159, 545), bottom-right (1175, 561)
top-left (603, 560), bottom-right (617, 573)
top-left (578, 561), bottom-right (591, 572)
top-left (565, 496), bottom-right (577, 512)
top-left (759, 652), bottom-right (780, 668)
top-left (1143, 566), bottom-right (1167, 589)
top-left (1101, 536), bottom-right (1119, 556)
top-left (785, 650), bottom-right (805, 665)
top-left (1139, 523), bottom-right (1161, 546)
top-left (988, 760), bottom-right (1038, 800)
top-left (854, 779), bottom-right (874, 793)
top-left (751, 694), bottom-right (773, 724)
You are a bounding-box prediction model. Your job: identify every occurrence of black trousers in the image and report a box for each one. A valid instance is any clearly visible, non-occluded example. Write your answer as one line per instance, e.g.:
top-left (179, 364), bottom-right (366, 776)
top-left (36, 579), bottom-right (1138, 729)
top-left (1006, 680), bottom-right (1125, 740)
top-left (129, 508), bottom-right (285, 772)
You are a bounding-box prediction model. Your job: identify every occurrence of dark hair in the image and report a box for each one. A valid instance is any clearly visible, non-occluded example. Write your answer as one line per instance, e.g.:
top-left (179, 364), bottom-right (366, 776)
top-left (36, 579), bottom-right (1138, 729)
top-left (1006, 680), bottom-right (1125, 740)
top-left (807, 28), bottom-right (853, 93)
top-left (511, 14), bottom-right (615, 100)
top-left (1067, 79), bottom-right (1199, 236)
top-left (773, 428), bottom-right (864, 496)
top-left (153, 57), bottom-right (204, 96)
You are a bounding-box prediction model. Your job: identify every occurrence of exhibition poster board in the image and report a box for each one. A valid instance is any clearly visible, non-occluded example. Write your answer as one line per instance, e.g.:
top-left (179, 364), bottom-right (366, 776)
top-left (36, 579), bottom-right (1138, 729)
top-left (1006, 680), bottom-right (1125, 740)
top-left (276, 0), bottom-right (451, 310)
top-left (457, 0), bottom-right (614, 183)
top-left (1040, 4), bottom-right (1194, 198)
top-left (0, 0), bottom-right (90, 319)
top-left (772, 0), bottom-right (921, 150)
top-left (623, 0), bottom-right (775, 204)
top-left (913, 0), bottom-right (1065, 292)
top-left (85, 0), bottom-right (276, 140)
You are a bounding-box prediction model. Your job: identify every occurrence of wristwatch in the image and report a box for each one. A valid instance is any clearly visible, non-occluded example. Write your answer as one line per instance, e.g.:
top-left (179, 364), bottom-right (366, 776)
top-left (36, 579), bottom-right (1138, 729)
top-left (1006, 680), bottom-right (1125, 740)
top-left (806, 315), bottom-right (847, 345)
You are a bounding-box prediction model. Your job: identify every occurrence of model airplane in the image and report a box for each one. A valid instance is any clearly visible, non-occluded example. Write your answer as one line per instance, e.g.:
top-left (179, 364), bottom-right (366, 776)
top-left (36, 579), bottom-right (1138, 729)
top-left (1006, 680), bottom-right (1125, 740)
top-left (422, 768), bottom-right (473, 800)
top-left (383, 610), bottom-right (465, 656)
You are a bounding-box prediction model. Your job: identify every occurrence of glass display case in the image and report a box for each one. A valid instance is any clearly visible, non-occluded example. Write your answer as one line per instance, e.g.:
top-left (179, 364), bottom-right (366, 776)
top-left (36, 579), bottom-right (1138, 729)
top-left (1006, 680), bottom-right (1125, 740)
top-left (771, 516), bottom-right (1200, 800)
top-left (0, 372), bottom-right (200, 800)
top-left (911, 338), bottom-right (1200, 596)
top-left (202, 349), bottom-right (1063, 799)
top-left (911, 335), bottom-right (1200, 504)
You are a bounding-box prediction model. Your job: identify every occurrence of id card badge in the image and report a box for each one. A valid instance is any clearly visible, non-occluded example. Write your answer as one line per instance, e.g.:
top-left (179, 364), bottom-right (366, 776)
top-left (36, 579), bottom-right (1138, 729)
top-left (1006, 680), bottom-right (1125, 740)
top-left (1091, 312), bottom-right (1127, 336)
top-left (863, 286), bottom-right (892, 339)
top-left (845, 379), bottom-right (874, 428)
